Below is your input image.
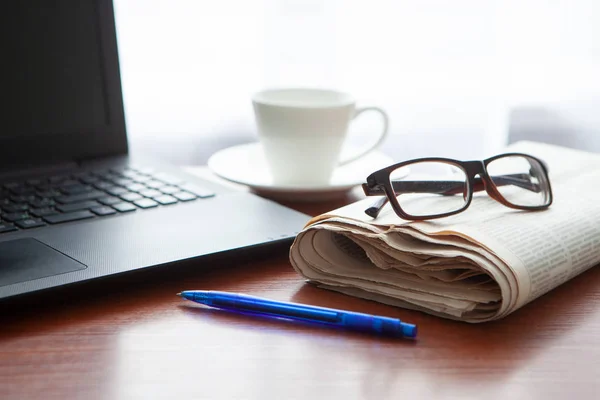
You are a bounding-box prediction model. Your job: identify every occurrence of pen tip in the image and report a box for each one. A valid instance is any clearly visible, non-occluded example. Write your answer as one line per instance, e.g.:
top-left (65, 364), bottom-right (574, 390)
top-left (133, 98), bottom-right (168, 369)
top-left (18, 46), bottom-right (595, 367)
top-left (176, 292), bottom-right (182, 297)
top-left (403, 323), bottom-right (418, 339)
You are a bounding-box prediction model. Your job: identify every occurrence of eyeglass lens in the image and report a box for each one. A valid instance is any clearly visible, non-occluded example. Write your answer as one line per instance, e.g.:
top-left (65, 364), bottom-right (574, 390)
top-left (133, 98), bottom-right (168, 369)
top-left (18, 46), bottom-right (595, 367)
top-left (389, 161), bottom-right (469, 217)
top-left (486, 155), bottom-right (551, 207)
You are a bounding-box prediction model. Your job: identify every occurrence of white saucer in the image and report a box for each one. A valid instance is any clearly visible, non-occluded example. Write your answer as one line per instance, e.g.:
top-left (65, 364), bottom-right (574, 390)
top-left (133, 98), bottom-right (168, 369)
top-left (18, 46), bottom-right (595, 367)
top-left (207, 143), bottom-right (400, 202)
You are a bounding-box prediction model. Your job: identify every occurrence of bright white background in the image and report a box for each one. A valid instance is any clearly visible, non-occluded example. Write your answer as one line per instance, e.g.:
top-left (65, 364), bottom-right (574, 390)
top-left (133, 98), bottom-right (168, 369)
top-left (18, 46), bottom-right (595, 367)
top-left (113, 0), bottom-right (600, 165)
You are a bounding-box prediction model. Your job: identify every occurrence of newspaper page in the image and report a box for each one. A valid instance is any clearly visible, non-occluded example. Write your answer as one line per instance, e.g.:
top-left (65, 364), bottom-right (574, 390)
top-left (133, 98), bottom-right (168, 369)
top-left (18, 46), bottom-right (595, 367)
top-left (289, 141), bottom-right (600, 322)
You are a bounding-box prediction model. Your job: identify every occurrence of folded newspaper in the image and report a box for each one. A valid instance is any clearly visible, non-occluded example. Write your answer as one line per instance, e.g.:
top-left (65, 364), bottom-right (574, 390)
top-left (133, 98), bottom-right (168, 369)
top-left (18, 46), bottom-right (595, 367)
top-left (289, 141), bottom-right (600, 322)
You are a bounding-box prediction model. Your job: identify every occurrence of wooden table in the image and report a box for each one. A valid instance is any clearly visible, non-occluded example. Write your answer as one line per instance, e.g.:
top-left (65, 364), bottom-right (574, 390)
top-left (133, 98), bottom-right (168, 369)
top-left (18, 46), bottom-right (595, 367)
top-left (1, 186), bottom-right (600, 400)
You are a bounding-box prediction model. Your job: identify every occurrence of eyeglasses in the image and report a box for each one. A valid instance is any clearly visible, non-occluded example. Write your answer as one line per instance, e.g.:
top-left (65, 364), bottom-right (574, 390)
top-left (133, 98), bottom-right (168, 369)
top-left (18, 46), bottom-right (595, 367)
top-left (361, 153), bottom-right (553, 220)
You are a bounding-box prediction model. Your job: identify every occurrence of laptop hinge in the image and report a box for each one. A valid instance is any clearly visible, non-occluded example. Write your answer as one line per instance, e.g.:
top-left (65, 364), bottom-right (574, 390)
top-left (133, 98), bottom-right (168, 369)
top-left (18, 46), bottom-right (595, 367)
top-left (0, 161), bottom-right (79, 182)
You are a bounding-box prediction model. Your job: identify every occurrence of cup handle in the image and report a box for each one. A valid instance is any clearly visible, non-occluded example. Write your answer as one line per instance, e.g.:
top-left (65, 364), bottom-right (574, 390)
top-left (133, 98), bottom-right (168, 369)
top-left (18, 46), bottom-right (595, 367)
top-left (338, 106), bottom-right (389, 166)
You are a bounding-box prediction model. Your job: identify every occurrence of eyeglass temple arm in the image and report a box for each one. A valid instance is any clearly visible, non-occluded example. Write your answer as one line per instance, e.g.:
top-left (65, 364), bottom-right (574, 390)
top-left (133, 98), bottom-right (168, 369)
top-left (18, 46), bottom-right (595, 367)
top-left (363, 173), bottom-right (540, 218)
top-left (428, 173), bottom-right (543, 196)
top-left (364, 196), bottom-right (389, 218)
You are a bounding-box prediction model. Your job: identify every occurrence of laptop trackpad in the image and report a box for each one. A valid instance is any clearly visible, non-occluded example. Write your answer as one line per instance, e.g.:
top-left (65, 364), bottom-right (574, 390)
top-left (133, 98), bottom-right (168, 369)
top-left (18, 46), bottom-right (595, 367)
top-left (0, 238), bottom-right (87, 287)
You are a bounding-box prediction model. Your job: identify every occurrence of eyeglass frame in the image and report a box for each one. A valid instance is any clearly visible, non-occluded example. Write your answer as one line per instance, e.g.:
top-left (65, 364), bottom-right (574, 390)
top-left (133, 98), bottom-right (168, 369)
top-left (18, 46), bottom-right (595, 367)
top-left (361, 152), bottom-right (553, 221)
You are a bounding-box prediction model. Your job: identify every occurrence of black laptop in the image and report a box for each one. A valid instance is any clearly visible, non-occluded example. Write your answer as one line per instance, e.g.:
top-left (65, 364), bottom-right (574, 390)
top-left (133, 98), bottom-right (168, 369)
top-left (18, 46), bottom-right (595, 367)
top-left (0, 0), bottom-right (309, 300)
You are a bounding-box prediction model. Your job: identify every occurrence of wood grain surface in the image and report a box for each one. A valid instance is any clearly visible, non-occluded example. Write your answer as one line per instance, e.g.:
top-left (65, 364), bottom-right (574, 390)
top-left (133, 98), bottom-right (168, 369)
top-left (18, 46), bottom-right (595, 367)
top-left (1, 190), bottom-right (600, 400)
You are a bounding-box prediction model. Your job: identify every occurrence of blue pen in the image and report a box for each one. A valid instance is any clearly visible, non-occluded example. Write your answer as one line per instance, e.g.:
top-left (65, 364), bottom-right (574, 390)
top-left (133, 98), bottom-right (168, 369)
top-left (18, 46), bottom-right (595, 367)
top-left (177, 290), bottom-right (417, 339)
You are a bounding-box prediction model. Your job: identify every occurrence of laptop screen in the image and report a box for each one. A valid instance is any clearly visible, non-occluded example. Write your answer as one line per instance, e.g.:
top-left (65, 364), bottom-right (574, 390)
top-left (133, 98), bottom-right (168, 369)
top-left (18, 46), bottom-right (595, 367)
top-left (1, 0), bottom-right (127, 168)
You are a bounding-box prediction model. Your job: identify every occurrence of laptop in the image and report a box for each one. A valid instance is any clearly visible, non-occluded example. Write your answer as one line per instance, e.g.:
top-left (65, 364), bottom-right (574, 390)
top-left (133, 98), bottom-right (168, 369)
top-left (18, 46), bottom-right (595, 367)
top-left (0, 0), bottom-right (310, 300)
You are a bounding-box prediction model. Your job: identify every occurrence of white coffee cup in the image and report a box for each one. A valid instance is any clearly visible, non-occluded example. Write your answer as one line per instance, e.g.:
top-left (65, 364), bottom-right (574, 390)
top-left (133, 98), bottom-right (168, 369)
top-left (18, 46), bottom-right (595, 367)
top-left (252, 88), bottom-right (389, 186)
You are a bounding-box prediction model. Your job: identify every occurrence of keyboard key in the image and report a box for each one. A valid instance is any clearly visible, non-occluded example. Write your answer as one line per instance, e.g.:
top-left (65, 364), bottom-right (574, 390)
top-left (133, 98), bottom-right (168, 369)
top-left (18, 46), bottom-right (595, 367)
top-left (97, 172), bottom-right (121, 182)
top-left (33, 182), bottom-right (51, 190)
top-left (29, 198), bottom-right (55, 208)
top-left (120, 192), bottom-right (143, 202)
top-left (10, 186), bottom-right (36, 195)
top-left (79, 174), bottom-right (100, 184)
top-left (125, 183), bottom-right (146, 192)
top-left (109, 167), bottom-right (128, 176)
top-left (131, 166), bottom-right (154, 175)
top-left (98, 196), bottom-right (121, 205)
top-left (73, 171), bottom-right (92, 179)
top-left (26, 179), bottom-right (43, 186)
top-left (3, 212), bottom-right (30, 222)
top-left (36, 189), bottom-right (62, 198)
top-left (44, 210), bottom-right (95, 224)
top-left (3, 182), bottom-right (21, 190)
top-left (131, 175), bottom-right (151, 183)
top-left (11, 195), bottom-right (36, 203)
top-left (139, 189), bottom-right (162, 198)
top-left (159, 185), bottom-right (180, 195)
top-left (2, 203), bottom-right (29, 213)
top-left (145, 180), bottom-right (165, 189)
top-left (56, 201), bottom-right (101, 212)
top-left (90, 169), bottom-right (109, 177)
top-left (91, 206), bottom-right (117, 216)
top-left (105, 186), bottom-right (129, 196)
top-left (173, 191), bottom-right (197, 202)
top-left (48, 175), bottom-right (70, 184)
top-left (30, 207), bottom-right (59, 217)
top-left (133, 198), bottom-right (158, 209)
top-left (93, 181), bottom-right (114, 190)
top-left (180, 184), bottom-right (215, 198)
top-left (0, 223), bottom-right (17, 234)
top-left (112, 178), bottom-right (133, 187)
top-left (59, 179), bottom-right (81, 188)
top-left (153, 195), bottom-right (178, 205)
top-left (56, 190), bottom-right (105, 204)
top-left (61, 184), bottom-right (93, 195)
top-left (16, 219), bottom-right (47, 229)
top-left (112, 202), bottom-right (137, 212)
top-left (120, 170), bottom-right (139, 179)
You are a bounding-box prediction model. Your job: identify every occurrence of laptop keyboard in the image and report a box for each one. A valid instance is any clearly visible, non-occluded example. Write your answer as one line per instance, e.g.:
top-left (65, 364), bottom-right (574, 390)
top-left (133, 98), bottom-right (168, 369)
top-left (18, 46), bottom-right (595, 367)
top-left (0, 166), bottom-right (215, 234)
